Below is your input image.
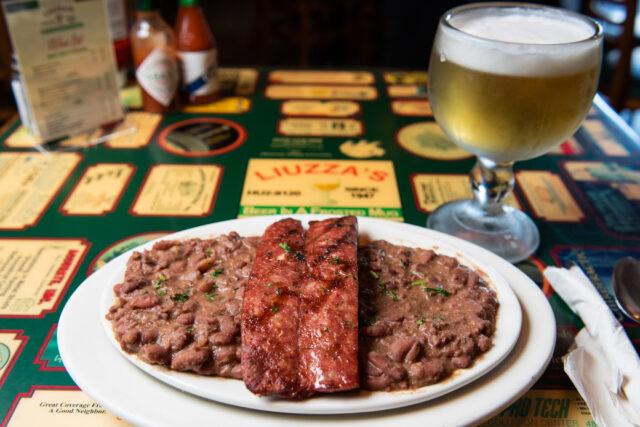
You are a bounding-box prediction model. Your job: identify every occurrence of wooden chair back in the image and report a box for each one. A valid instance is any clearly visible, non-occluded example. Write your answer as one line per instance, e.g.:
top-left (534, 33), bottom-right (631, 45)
top-left (582, 0), bottom-right (639, 111)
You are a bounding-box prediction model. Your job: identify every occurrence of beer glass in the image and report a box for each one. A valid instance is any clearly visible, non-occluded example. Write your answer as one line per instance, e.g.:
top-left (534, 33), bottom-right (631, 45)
top-left (427, 3), bottom-right (603, 262)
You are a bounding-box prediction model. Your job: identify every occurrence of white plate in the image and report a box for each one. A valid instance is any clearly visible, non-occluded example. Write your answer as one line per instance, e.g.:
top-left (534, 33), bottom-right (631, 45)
top-left (96, 215), bottom-right (521, 415)
top-left (58, 215), bottom-right (555, 426)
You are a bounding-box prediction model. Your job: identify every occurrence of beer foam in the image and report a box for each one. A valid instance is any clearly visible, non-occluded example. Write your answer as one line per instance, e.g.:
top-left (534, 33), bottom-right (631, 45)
top-left (436, 7), bottom-right (602, 76)
top-left (454, 10), bottom-right (595, 44)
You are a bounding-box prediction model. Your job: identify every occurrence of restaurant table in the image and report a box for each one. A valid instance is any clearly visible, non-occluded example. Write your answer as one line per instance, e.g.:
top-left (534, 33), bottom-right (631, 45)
top-left (0, 68), bottom-right (638, 426)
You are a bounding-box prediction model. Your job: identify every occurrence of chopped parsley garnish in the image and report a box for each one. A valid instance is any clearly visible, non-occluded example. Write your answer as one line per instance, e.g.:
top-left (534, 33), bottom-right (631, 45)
top-left (271, 306), bottom-right (279, 312)
top-left (294, 252), bottom-right (305, 261)
top-left (385, 289), bottom-right (399, 301)
top-left (153, 276), bottom-right (165, 288)
top-left (141, 290), bottom-right (148, 295)
top-left (343, 320), bottom-right (358, 327)
top-left (328, 256), bottom-right (340, 264)
top-left (210, 268), bottom-right (222, 277)
top-left (422, 287), bottom-right (451, 296)
top-left (369, 270), bottom-right (379, 279)
top-left (204, 249), bottom-right (212, 255)
top-left (158, 289), bottom-right (167, 295)
top-left (205, 293), bottom-right (216, 301)
top-left (411, 280), bottom-right (428, 286)
top-left (266, 282), bottom-right (274, 287)
top-left (377, 282), bottom-right (387, 290)
top-left (433, 314), bottom-right (443, 320)
top-left (323, 327), bottom-right (328, 331)
top-left (417, 317), bottom-right (425, 325)
top-left (368, 318), bottom-right (377, 326)
top-left (279, 242), bottom-right (291, 253)
top-left (276, 287), bottom-right (281, 295)
top-left (170, 289), bottom-right (190, 302)
top-left (187, 327), bottom-right (195, 332)
top-left (401, 260), bottom-right (407, 270)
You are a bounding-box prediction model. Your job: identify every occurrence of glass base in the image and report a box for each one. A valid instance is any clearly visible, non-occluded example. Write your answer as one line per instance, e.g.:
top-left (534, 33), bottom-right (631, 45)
top-left (426, 200), bottom-right (539, 263)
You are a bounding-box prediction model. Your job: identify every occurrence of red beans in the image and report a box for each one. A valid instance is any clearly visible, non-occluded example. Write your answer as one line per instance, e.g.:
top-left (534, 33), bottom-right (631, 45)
top-left (131, 293), bottom-right (158, 309)
top-left (171, 345), bottom-right (211, 371)
top-left (389, 338), bottom-right (417, 362)
top-left (176, 313), bottom-right (195, 325)
top-left (140, 344), bottom-right (170, 364)
top-left (358, 240), bottom-right (498, 391)
top-left (106, 234), bottom-right (259, 378)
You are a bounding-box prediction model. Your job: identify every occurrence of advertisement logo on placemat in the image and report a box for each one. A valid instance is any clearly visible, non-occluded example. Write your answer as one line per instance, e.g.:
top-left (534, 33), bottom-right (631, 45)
top-left (158, 118), bottom-right (246, 157)
top-left (396, 122), bottom-right (473, 160)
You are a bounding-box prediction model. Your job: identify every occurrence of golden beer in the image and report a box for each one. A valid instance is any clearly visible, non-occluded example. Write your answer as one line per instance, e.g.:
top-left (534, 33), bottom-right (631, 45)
top-left (428, 5), bottom-right (602, 162)
top-left (429, 59), bottom-right (600, 161)
top-left (426, 3), bottom-right (603, 262)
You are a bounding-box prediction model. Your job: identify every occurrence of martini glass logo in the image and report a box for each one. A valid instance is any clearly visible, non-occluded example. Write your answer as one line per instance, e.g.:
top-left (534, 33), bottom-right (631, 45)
top-left (313, 180), bottom-right (340, 205)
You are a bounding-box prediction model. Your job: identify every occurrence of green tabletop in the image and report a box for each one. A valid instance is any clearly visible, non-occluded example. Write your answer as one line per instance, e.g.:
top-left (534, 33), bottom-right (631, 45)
top-left (0, 68), bottom-right (637, 426)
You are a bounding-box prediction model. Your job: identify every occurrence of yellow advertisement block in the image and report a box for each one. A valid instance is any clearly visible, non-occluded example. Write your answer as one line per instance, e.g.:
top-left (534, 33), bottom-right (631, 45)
top-left (391, 100), bottom-right (432, 117)
top-left (182, 97), bottom-right (251, 114)
top-left (269, 70), bottom-right (375, 84)
top-left (516, 171), bottom-right (585, 222)
top-left (411, 174), bottom-right (521, 213)
top-left (4, 112), bottom-right (159, 149)
top-left (582, 118), bottom-right (630, 156)
top-left (383, 71), bottom-right (428, 85)
top-left (564, 160), bottom-right (640, 182)
top-left (481, 388), bottom-right (595, 427)
top-left (5, 388), bottom-right (130, 427)
top-left (0, 153), bottom-right (81, 229)
top-left (239, 159), bottom-right (403, 220)
top-left (219, 67), bottom-right (259, 95)
top-left (61, 163), bottom-right (135, 215)
top-left (131, 164), bottom-right (222, 216)
top-left (278, 118), bottom-right (364, 137)
top-left (281, 100), bottom-right (361, 117)
top-left (265, 85), bottom-right (378, 100)
top-left (105, 112), bottom-right (161, 149)
top-left (387, 85), bottom-right (428, 98)
top-left (0, 238), bottom-right (88, 317)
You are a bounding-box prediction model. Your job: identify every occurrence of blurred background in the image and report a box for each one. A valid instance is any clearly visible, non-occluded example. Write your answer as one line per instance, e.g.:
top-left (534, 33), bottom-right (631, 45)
top-left (0, 0), bottom-right (639, 131)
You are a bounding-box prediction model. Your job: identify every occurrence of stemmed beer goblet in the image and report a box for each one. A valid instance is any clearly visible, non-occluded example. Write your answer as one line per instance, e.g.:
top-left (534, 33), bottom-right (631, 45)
top-left (427, 3), bottom-right (603, 262)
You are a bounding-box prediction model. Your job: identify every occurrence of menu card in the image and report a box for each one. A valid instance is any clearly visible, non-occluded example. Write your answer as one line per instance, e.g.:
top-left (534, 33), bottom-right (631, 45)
top-left (3, 0), bottom-right (123, 143)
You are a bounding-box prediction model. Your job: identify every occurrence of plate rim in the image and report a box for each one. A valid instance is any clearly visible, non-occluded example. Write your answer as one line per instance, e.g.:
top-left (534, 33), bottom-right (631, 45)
top-left (97, 214), bottom-right (522, 414)
top-left (58, 215), bottom-right (555, 426)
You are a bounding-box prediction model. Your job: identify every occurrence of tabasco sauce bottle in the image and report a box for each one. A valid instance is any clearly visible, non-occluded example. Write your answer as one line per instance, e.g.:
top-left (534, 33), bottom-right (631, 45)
top-left (175, 0), bottom-right (220, 104)
top-left (130, 0), bottom-right (180, 113)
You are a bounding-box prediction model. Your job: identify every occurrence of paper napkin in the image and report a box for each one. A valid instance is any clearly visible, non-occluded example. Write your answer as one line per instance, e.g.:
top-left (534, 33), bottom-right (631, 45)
top-left (544, 265), bottom-right (640, 427)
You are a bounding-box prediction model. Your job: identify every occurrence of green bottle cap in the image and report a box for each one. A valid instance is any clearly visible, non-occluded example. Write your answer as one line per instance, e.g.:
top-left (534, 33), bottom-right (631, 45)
top-left (137, 0), bottom-right (160, 11)
top-left (179, 0), bottom-right (200, 6)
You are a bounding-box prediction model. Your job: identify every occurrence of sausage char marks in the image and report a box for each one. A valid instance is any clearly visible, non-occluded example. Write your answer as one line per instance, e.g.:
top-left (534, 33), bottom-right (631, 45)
top-left (240, 218), bottom-right (312, 398)
top-left (299, 216), bottom-right (359, 392)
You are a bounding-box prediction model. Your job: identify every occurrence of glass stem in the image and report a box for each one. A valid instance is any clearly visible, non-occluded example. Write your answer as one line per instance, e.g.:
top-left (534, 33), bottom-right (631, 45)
top-left (469, 156), bottom-right (515, 216)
